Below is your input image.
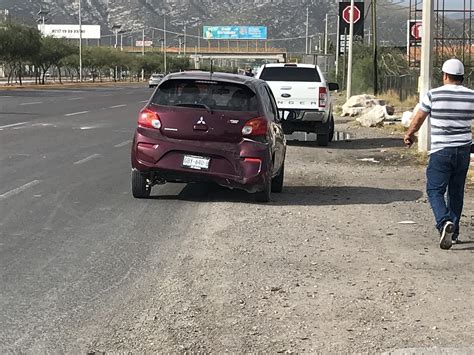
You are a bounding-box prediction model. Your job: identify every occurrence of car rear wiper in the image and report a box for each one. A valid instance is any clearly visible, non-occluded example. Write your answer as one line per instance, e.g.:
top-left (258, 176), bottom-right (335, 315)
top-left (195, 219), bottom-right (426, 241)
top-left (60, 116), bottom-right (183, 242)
top-left (176, 103), bottom-right (213, 114)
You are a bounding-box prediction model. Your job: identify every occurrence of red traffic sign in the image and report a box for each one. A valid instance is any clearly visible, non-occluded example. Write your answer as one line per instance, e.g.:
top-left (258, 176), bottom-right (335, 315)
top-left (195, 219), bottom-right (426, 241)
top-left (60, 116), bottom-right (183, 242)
top-left (342, 5), bottom-right (361, 24)
top-left (410, 22), bottom-right (422, 40)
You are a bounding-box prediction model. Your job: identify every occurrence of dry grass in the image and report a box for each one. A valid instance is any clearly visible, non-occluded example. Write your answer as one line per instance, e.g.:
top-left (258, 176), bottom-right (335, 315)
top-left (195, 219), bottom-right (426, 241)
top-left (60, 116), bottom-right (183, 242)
top-left (377, 90), bottom-right (419, 113)
top-left (382, 123), bottom-right (408, 134)
top-left (468, 170), bottom-right (474, 187)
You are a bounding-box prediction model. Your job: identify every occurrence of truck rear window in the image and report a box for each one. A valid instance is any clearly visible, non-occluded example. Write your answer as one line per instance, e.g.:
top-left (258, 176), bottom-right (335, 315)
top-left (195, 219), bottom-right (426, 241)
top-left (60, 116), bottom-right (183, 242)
top-left (151, 79), bottom-right (258, 112)
top-left (259, 67), bottom-right (321, 82)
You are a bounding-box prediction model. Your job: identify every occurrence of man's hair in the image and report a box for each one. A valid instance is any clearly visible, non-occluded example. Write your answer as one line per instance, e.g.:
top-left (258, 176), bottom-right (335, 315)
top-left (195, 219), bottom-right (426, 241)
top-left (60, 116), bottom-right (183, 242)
top-left (445, 73), bottom-right (464, 83)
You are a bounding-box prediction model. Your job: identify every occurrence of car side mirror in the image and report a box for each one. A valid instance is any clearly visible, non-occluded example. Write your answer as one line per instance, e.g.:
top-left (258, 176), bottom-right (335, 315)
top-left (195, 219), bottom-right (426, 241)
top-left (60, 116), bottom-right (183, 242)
top-left (328, 82), bottom-right (339, 91)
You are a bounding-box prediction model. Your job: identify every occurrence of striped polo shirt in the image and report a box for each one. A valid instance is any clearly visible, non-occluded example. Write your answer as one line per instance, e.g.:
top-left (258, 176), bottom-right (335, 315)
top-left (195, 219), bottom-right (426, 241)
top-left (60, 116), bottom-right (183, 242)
top-left (420, 84), bottom-right (474, 153)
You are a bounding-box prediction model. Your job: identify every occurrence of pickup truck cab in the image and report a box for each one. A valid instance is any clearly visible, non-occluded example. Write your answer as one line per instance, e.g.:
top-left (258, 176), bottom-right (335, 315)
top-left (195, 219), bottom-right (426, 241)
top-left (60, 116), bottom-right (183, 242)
top-left (256, 63), bottom-right (339, 146)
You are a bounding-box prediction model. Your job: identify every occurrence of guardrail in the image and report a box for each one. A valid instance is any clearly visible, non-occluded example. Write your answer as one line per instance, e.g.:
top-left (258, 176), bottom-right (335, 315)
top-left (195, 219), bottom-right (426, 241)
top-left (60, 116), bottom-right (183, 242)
top-left (111, 46), bottom-right (287, 54)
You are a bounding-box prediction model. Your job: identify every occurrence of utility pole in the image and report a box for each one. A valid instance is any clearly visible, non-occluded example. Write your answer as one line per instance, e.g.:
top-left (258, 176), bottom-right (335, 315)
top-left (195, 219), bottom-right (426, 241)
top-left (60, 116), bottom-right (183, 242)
top-left (418, 0), bottom-right (434, 153)
top-left (78, 0), bottom-right (82, 82)
top-left (183, 23), bottom-right (187, 56)
top-left (335, 15), bottom-right (340, 81)
top-left (346, 0), bottom-right (355, 101)
top-left (305, 7), bottom-right (309, 54)
top-left (324, 13), bottom-right (329, 55)
top-left (372, 0), bottom-right (378, 95)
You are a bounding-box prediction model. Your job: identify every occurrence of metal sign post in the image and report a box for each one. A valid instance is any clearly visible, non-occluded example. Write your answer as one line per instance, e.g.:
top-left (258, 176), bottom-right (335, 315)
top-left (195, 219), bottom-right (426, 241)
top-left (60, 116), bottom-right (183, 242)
top-left (346, 0), bottom-right (355, 101)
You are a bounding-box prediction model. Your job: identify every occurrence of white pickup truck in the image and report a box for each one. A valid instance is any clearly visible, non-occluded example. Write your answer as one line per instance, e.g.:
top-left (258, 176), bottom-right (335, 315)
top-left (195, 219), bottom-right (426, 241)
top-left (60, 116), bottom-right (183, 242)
top-left (255, 63), bottom-right (339, 146)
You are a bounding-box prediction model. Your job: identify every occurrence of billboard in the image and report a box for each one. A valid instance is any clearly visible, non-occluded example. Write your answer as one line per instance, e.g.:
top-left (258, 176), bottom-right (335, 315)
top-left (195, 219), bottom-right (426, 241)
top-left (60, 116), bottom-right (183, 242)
top-left (203, 26), bottom-right (267, 40)
top-left (338, 2), bottom-right (364, 56)
top-left (38, 25), bottom-right (101, 39)
top-left (136, 40), bottom-right (153, 47)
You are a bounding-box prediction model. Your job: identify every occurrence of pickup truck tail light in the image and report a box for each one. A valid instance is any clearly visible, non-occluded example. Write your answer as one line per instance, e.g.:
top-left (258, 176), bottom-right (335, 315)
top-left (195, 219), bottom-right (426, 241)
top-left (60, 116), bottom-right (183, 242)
top-left (319, 87), bottom-right (327, 108)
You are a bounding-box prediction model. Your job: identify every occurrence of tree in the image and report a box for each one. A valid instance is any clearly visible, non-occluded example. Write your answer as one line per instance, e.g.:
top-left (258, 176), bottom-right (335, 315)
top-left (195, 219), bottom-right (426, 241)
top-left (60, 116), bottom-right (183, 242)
top-left (0, 23), bottom-right (41, 85)
top-left (35, 37), bottom-right (76, 84)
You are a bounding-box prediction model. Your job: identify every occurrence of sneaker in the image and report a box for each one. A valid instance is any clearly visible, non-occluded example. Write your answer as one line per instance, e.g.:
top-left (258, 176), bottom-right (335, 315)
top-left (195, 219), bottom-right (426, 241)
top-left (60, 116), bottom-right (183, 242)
top-left (452, 237), bottom-right (462, 245)
top-left (439, 221), bottom-right (454, 250)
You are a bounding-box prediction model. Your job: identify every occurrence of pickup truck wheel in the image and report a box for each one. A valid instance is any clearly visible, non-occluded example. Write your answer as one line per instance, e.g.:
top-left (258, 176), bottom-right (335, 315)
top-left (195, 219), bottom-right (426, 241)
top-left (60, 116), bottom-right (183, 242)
top-left (328, 116), bottom-right (335, 142)
top-left (132, 170), bottom-right (151, 198)
top-left (271, 163), bottom-right (284, 193)
top-left (255, 176), bottom-right (271, 202)
top-left (316, 133), bottom-right (329, 146)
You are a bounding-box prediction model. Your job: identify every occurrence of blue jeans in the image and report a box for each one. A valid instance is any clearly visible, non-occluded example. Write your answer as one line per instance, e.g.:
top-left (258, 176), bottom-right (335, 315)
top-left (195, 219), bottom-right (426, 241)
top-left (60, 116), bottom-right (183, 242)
top-left (426, 144), bottom-right (471, 239)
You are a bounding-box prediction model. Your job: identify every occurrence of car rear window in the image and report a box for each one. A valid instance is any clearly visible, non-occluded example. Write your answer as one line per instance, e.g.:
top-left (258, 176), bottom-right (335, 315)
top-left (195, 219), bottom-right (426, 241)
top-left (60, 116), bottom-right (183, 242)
top-left (259, 67), bottom-right (321, 82)
top-left (151, 79), bottom-right (259, 112)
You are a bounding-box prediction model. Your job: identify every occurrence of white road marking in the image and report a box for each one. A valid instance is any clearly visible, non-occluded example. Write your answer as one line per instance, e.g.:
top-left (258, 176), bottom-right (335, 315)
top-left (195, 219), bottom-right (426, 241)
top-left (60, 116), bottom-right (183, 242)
top-left (114, 139), bottom-right (132, 148)
top-left (0, 180), bottom-right (41, 201)
top-left (67, 97), bottom-right (83, 101)
top-left (0, 95), bottom-right (13, 98)
top-left (73, 153), bottom-right (101, 165)
top-left (65, 111), bottom-right (89, 117)
top-left (139, 100), bottom-right (148, 103)
top-left (0, 122), bottom-right (29, 129)
top-left (20, 101), bottom-right (43, 106)
top-left (109, 104), bottom-right (127, 108)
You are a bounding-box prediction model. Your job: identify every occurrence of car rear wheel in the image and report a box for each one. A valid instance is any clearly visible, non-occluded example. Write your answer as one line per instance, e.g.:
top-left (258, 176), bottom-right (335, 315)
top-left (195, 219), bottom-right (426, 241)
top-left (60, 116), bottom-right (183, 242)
top-left (271, 163), bottom-right (284, 193)
top-left (132, 170), bottom-right (151, 198)
top-left (328, 116), bottom-right (335, 142)
top-left (316, 133), bottom-right (329, 146)
top-left (255, 176), bottom-right (271, 202)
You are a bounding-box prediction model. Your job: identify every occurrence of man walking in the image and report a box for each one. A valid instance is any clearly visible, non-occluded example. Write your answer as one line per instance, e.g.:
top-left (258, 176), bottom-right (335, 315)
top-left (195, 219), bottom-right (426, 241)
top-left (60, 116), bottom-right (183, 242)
top-left (404, 58), bottom-right (474, 249)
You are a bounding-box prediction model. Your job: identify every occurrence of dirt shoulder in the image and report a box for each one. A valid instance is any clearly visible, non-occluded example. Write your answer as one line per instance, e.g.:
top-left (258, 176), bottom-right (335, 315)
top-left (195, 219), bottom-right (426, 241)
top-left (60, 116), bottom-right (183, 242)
top-left (78, 116), bottom-right (473, 353)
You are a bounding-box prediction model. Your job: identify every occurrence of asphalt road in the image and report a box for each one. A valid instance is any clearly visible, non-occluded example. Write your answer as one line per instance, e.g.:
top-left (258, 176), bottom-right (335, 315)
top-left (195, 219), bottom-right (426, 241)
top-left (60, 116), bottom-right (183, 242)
top-left (0, 84), bottom-right (207, 352)
top-left (1, 85), bottom-right (473, 353)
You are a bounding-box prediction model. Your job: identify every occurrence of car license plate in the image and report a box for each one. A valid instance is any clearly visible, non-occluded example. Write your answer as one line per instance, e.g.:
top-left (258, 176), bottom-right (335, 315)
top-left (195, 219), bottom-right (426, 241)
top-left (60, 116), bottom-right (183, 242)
top-left (182, 155), bottom-right (210, 170)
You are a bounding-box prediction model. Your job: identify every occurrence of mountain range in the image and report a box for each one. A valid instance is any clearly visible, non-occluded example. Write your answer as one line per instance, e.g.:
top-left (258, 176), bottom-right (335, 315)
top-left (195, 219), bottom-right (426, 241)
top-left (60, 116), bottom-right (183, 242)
top-left (0, 0), bottom-right (468, 52)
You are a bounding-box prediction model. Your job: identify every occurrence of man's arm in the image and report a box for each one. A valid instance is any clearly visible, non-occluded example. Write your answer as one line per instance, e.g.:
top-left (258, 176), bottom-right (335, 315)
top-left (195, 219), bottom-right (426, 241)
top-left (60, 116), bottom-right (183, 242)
top-left (404, 108), bottom-right (430, 147)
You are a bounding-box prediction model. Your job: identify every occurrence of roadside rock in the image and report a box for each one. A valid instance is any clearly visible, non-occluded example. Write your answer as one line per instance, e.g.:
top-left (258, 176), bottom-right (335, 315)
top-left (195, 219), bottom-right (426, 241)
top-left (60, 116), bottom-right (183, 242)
top-left (356, 105), bottom-right (390, 127)
top-left (342, 94), bottom-right (383, 117)
top-left (401, 104), bottom-right (420, 127)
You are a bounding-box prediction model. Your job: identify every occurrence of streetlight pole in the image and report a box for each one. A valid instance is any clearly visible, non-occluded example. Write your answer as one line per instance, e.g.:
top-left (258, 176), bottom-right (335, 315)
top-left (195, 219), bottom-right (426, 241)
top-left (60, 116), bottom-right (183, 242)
top-left (78, 0), bottom-right (82, 82)
top-left (418, 0), bottom-right (434, 153)
top-left (305, 7), bottom-right (309, 54)
top-left (141, 28), bottom-right (145, 81)
top-left (163, 14), bottom-right (167, 73)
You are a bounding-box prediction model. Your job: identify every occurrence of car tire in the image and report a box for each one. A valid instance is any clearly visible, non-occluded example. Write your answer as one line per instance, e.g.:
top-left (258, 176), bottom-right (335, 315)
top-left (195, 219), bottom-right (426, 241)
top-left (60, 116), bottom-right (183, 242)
top-left (271, 163), bottom-right (284, 193)
top-left (328, 116), bottom-right (335, 142)
top-left (255, 176), bottom-right (271, 202)
top-left (316, 133), bottom-right (329, 146)
top-left (132, 170), bottom-right (151, 198)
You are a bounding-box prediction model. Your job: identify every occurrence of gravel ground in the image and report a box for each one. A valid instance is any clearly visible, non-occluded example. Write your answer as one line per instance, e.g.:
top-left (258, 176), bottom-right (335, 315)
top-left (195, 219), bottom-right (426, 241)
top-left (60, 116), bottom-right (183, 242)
top-left (77, 117), bottom-right (473, 353)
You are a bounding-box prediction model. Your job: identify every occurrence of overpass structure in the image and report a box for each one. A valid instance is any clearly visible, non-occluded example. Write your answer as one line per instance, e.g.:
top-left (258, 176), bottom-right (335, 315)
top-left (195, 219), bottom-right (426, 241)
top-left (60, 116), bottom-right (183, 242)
top-left (119, 45), bottom-right (287, 67)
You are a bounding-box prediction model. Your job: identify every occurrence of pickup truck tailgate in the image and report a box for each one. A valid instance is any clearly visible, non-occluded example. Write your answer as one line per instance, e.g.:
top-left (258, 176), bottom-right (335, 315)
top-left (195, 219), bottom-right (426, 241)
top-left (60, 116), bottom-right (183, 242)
top-left (267, 81), bottom-right (322, 110)
top-left (258, 66), bottom-right (326, 110)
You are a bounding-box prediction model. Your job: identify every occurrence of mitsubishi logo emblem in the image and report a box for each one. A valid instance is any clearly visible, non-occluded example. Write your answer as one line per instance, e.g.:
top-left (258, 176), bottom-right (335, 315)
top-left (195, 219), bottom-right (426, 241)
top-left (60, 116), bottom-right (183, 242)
top-left (197, 117), bottom-right (206, 125)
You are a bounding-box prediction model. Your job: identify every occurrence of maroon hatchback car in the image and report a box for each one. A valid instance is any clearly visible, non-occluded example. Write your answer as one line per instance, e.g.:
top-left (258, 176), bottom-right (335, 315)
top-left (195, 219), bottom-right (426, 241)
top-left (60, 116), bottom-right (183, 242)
top-left (131, 71), bottom-right (286, 202)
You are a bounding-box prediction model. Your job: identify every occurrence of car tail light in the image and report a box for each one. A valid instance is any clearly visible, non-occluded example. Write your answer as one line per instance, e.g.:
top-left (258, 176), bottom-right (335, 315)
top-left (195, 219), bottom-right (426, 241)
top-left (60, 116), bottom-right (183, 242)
top-left (138, 108), bottom-right (161, 129)
top-left (319, 87), bottom-right (327, 108)
top-left (244, 157), bottom-right (262, 163)
top-left (242, 117), bottom-right (268, 137)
